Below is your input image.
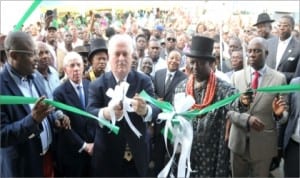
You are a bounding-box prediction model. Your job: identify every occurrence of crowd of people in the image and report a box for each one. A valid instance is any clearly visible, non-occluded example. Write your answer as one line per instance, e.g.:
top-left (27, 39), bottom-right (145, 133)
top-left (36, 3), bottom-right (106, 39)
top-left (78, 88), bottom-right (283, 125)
top-left (0, 6), bottom-right (300, 178)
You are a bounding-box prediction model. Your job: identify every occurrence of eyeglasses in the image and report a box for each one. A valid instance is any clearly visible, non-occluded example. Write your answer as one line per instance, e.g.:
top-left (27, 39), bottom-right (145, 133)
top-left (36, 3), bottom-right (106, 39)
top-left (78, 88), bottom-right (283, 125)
top-left (167, 38), bottom-right (176, 42)
top-left (247, 49), bottom-right (263, 54)
top-left (9, 49), bottom-right (37, 57)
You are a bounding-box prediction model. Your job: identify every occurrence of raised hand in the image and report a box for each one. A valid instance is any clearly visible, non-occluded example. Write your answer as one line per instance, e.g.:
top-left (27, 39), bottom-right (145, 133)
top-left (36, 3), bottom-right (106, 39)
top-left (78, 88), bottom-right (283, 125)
top-left (272, 95), bottom-right (287, 117)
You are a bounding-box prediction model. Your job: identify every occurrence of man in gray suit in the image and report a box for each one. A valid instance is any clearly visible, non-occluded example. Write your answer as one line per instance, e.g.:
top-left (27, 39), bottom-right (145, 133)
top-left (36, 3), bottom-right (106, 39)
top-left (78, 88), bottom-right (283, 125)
top-left (227, 37), bottom-right (288, 177)
top-left (265, 15), bottom-right (300, 83)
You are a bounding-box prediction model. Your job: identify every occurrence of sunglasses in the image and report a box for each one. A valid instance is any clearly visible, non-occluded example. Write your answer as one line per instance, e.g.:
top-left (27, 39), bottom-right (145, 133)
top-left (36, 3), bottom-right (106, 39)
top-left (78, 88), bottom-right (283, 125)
top-left (167, 38), bottom-right (176, 42)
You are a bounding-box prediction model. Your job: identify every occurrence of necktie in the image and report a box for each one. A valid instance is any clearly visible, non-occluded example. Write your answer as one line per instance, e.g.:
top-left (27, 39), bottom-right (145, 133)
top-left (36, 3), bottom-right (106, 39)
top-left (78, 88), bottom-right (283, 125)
top-left (165, 74), bottom-right (172, 92)
top-left (251, 71), bottom-right (260, 89)
top-left (77, 85), bottom-right (85, 108)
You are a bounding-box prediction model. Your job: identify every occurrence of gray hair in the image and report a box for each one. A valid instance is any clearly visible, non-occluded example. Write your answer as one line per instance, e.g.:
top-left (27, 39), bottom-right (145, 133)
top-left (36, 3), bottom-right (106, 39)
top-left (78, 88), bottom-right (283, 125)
top-left (108, 34), bottom-right (133, 57)
top-left (63, 51), bottom-right (83, 67)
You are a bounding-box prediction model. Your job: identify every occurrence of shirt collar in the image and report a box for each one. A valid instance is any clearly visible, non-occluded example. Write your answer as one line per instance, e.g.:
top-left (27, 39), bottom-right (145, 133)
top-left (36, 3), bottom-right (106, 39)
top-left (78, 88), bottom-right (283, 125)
top-left (113, 73), bottom-right (128, 84)
top-left (251, 65), bottom-right (267, 76)
top-left (69, 79), bottom-right (83, 89)
top-left (166, 70), bottom-right (176, 77)
top-left (279, 35), bottom-right (292, 44)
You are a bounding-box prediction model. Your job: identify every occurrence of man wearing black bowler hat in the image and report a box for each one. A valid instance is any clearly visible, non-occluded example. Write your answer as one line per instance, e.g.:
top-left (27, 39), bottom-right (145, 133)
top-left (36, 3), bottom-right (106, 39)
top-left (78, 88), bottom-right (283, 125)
top-left (253, 12), bottom-right (275, 40)
top-left (173, 35), bottom-right (236, 177)
top-left (84, 38), bottom-right (108, 81)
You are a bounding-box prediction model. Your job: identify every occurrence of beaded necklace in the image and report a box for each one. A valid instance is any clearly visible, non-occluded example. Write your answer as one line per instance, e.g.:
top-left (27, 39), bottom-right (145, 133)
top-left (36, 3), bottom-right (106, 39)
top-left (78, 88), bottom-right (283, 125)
top-left (186, 70), bottom-right (216, 110)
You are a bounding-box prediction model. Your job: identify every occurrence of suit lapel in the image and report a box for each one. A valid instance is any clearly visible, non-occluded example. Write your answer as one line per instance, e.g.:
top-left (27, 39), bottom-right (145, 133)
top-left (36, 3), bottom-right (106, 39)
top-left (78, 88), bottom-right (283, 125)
top-left (105, 72), bottom-right (117, 91)
top-left (126, 71), bottom-right (137, 97)
top-left (165, 71), bottom-right (180, 94)
top-left (82, 80), bottom-right (89, 107)
top-left (161, 70), bottom-right (167, 94)
top-left (272, 39), bottom-right (279, 68)
top-left (65, 80), bottom-right (83, 109)
top-left (278, 38), bottom-right (295, 68)
top-left (2, 66), bottom-right (31, 113)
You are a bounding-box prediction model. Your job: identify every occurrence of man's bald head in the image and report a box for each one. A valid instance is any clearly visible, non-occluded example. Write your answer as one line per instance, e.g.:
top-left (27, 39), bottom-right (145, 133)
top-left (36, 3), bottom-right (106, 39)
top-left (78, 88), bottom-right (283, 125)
top-left (4, 31), bottom-right (37, 76)
top-left (248, 37), bottom-right (268, 51)
top-left (4, 31), bottom-right (35, 52)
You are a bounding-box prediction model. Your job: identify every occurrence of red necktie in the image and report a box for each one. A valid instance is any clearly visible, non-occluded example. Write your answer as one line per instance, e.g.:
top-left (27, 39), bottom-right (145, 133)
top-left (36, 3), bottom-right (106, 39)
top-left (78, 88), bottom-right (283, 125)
top-left (251, 71), bottom-right (260, 89)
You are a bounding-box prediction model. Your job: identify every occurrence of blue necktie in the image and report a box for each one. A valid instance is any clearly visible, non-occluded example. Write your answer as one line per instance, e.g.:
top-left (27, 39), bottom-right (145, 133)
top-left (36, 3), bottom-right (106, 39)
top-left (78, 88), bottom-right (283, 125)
top-left (77, 85), bottom-right (85, 108)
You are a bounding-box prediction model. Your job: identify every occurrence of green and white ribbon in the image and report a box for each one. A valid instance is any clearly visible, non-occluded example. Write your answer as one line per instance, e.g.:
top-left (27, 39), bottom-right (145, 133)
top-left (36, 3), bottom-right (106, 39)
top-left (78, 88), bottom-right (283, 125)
top-left (155, 93), bottom-right (195, 178)
top-left (106, 82), bottom-right (142, 138)
top-left (0, 95), bottom-right (119, 134)
top-left (140, 83), bottom-right (300, 178)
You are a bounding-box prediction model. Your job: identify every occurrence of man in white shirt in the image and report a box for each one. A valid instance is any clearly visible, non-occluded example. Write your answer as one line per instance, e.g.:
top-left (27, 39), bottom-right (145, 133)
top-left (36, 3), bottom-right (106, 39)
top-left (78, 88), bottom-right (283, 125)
top-left (266, 15), bottom-right (300, 83)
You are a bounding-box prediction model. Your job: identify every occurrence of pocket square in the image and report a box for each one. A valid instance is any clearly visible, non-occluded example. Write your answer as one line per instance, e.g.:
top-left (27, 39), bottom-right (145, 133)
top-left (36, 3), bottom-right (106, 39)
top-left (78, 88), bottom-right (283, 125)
top-left (287, 57), bottom-right (295, 61)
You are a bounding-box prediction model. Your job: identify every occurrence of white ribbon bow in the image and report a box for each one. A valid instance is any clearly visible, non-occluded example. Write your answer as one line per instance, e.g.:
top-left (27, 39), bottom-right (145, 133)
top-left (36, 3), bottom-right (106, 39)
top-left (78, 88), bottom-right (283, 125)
top-left (106, 82), bottom-right (142, 138)
top-left (157, 93), bottom-right (195, 178)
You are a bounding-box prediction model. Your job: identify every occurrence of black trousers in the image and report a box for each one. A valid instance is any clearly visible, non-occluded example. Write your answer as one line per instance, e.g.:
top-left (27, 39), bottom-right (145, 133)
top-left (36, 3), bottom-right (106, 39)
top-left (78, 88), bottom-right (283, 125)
top-left (284, 139), bottom-right (300, 177)
top-left (121, 159), bottom-right (139, 177)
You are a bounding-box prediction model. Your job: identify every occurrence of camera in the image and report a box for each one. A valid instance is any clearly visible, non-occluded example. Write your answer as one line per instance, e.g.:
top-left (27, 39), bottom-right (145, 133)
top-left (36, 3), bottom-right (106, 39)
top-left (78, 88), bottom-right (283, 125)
top-left (240, 88), bottom-right (254, 107)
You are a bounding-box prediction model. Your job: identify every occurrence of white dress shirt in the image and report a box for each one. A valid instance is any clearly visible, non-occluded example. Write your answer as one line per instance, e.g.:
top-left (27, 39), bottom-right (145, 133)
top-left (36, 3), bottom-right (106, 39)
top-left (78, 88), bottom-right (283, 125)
top-left (275, 36), bottom-right (292, 69)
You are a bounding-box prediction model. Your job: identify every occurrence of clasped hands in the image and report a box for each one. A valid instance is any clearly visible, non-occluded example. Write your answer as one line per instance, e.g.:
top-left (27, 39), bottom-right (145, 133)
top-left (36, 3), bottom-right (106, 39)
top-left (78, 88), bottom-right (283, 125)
top-left (32, 96), bottom-right (71, 129)
top-left (103, 94), bottom-right (148, 120)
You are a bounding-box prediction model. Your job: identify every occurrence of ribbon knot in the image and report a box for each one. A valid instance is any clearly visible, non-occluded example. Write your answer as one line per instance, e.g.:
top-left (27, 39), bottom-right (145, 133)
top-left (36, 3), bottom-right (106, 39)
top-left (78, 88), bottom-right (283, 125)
top-left (106, 81), bottom-right (142, 138)
top-left (155, 92), bottom-right (195, 178)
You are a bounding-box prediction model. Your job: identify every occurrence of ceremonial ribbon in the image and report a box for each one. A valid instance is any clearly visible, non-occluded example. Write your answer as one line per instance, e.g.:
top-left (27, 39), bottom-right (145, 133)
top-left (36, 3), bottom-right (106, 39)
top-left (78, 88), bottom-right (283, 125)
top-left (139, 83), bottom-right (300, 178)
top-left (106, 82), bottom-right (142, 138)
top-left (141, 84), bottom-right (300, 121)
top-left (155, 93), bottom-right (194, 178)
top-left (0, 95), bottom-right (119, 135)
top-left (13, 0), bottom-right (42, 31)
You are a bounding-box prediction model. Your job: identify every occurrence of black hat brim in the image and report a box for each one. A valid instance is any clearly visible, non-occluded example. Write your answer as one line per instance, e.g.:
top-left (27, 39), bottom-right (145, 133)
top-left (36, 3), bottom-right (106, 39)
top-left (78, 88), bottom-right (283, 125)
top-left (253, 20), bottom-right (275, 26)
top-left (47, 27), bottom-right (57, 31)
top-left (184, 51), bottom-right (215, 61)
top-left (88, 49), bottom-right (108, 62)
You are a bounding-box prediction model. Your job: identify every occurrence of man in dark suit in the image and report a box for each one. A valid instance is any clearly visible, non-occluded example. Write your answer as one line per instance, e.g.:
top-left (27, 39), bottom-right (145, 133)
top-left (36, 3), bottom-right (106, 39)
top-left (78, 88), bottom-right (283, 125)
top-left (149, 49), bottom-right (186, 176)
top-left (154, 49), bottom-right (187, 102)
top-left (87, 34), bottom-right (159, 177)
top-left (265, 15), bottom-right (300, 83)
top-left (53, 51), bottom-right (96, 176)
top-left (0, 31), bottom-right (69, 177)
top-left (275, 77), bottom-right (300, 177)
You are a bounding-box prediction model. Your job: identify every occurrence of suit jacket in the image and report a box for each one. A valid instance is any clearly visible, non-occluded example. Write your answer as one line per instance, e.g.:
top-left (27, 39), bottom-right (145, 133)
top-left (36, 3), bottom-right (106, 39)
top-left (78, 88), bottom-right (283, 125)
top-left (282, 77), bottom-right (300, 151)
top-left (0, 65), bottom-right (56, 177)
top-left (294, 57), bottom-right (300, 78)
top-left (150, 69), bottom-right (186, 175)
top-left (266, 36), bottom-right (300, 83)
top-left (228, 66), bottom-right (287, 160)
top-left (87, 70), bottom-right (159, 177)
top-left (52, 79), bottom-right (96, 176)
top-left (153, 69), bottom-right (187, 102)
